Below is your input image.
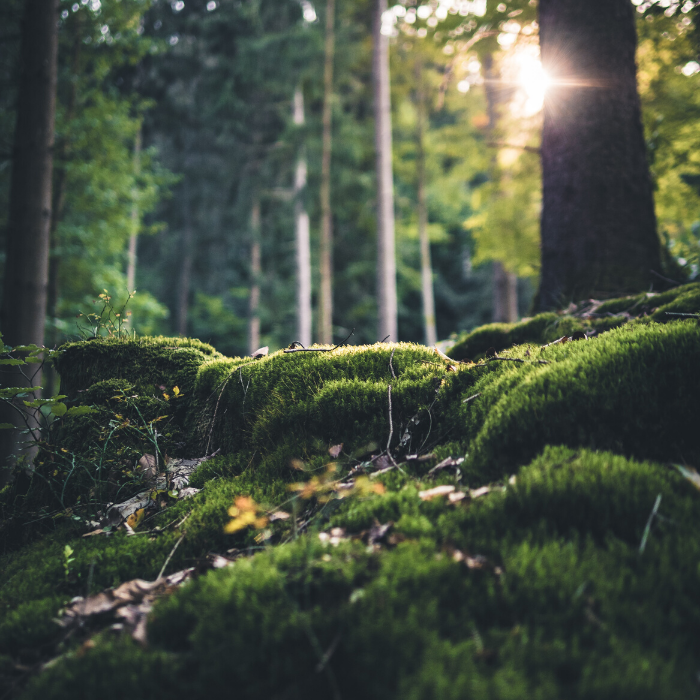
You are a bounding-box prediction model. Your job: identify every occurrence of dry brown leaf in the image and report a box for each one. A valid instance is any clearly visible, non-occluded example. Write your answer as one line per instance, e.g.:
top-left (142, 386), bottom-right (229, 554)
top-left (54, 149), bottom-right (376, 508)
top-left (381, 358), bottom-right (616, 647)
top-left (469, 486), bottom-right (491, 499)
top-left (328, 443), bottom-right (344, 458)
top-left (419, 484), bottom-right (455, 501)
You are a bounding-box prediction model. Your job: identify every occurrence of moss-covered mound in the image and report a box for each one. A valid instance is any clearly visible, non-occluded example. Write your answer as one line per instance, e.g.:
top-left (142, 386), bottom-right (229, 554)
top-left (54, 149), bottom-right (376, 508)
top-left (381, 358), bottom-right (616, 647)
top-left (2, 312), bottom-right (700, 699)
top-left (447, 281), bottom-right (700, 361)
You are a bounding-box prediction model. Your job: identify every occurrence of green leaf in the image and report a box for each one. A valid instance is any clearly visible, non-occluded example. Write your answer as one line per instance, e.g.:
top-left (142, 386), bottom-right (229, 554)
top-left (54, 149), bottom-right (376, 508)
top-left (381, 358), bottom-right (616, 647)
top-left (0, 423), bottom-right (14, 430)
top-left (50, 403), bottom-right (68, 417)
top-left (0, 359), bottom-right (26, 366)
top-left (13, 344), bottom-right (41, 353)
top-left (65, 405), bottom-right (97, 418)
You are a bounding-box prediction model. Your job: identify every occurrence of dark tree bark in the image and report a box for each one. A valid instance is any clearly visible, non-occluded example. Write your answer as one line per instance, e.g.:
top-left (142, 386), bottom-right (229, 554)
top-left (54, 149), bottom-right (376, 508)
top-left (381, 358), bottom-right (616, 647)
top-left (537, 0), bottom-right (660, 309)
top-left (0, 0), bottom-right (58, 477)
top-left (1, 0), bottom-right (58, 347)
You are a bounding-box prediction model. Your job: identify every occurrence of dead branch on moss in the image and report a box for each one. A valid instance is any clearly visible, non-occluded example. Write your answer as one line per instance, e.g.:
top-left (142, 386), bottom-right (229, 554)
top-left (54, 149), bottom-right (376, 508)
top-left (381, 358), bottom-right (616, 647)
top-left (157, 531), bottom-right (186, 580)
top-left (284, 328), bottom-right (355, 353)
top-left (462, 393), bottom-right (481, 404)
top-left (665, 311), bottom-right (700, 318)
top-left (473, 356), bottom-right (549, 368)
top-left (389, 347), bottom-right (396, 379)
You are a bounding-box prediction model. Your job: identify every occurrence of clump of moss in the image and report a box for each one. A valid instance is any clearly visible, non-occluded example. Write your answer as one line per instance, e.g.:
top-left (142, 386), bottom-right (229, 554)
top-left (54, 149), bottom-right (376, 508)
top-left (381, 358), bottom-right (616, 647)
top-left (4, 314), bottom-right (700, 699)
top-left (448, 282), bottom-right (700, 360)
top-left (18, 446), bottom-right (700, 700)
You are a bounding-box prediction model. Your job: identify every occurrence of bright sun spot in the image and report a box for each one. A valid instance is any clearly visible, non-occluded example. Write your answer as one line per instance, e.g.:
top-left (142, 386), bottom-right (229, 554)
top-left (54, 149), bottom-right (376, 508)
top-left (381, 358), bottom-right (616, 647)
top-left (515, 52), bottom-right (549, 115)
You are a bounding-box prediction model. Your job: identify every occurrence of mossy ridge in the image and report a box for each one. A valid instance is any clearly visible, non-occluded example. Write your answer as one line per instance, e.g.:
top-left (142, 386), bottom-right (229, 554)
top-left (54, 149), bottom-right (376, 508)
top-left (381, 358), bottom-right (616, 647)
top-left (448, 281), bottom-right (700, 360)
top-left (187, 343), bottom-right (459, 469)
top-left (456, 321), bottom-right (700, 479)
top-left (54, 335), bottom-right (223, 403)
top-left (18, 447), bottom-right (700, 700)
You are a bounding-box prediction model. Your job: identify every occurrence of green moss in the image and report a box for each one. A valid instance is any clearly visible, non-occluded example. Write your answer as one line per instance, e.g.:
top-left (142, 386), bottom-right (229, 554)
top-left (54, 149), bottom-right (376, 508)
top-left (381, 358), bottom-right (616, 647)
top-left (19, 446), bottom-right (700, 699)
top-left (5, 313), bottom-right (700, 698)
top-left (448, 282), bottom-right (700, 360)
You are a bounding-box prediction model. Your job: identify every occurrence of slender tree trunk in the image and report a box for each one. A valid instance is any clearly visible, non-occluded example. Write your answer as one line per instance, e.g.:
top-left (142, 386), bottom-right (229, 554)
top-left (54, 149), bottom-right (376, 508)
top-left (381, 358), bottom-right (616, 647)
top-left (493, 262), bottom-right (518, 323)
top-left (415, 59), bottom-right (437, 347)
top-left (176, 179), bottom-right (193, 336)
top-left (126, 126), bottom-right (142, 294)
top-left (248, 196), bottom-right (261, 354)
top-left (319, 0), bottom-right (335, 344)
top-left (0, 0), bottom-right (58, 477)
top-left (294, 87), bottom-right (312, 347)
top-left (483, 52), bottom-right (519, 323)
top-left (537, 0), bottom-right (660, 309)
top-left (373, 0), bottom-right (397, 342)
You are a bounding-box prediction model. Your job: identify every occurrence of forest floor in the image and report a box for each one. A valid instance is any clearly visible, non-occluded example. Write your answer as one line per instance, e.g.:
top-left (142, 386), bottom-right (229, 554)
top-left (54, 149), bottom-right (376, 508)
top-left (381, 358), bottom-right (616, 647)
top-left (2, 283), bottom-right (700, 699)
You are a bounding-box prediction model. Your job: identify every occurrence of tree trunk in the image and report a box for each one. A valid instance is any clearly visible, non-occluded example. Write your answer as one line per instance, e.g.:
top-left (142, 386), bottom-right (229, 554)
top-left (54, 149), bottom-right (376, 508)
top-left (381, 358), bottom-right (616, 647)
top-left (1, 0), bottom-right (58, 348)
top-left (537, 0), bottom-right (660, 309)
top-left (294, 87), bottom-right (312, 347)
top-left (483, 53), bottom-right (518, 324)
top-left (248, 196), bottom-right (261, 355)
top-left (0, 0), bottom-right (58, 477)
top-left (415, 59), bottom-right (437, 347)
top-left (373, 0), bottom-right (397, 342)
top-left (318, 0), bottom-right (335, 344)
top-left (176, 179), bottom-right (193, 336)
top-left (126, 126), bottom-right (142, 295)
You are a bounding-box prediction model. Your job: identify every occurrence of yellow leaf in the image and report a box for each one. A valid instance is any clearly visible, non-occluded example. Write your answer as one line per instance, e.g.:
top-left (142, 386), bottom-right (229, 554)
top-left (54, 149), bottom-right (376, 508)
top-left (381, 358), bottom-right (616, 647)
top-left (173, 386), bottom-right (180, 396)
top-left (126, 508), bottom-right (146, 529)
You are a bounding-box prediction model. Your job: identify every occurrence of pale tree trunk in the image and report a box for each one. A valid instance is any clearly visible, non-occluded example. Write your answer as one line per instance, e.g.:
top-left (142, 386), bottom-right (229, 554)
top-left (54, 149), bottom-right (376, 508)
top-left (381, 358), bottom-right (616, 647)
top-left (126, 125), bottom-right (141, 294)
top-left (537, 0), bottom-right (660, 308)
top-left (294, 87), bottom-right (312, 347)
top-left (176, 179), bottom-right (193, 336)
top-left (483, 53), bottom-right (518, 324)
top-left (415, 59), bottom-right (437, 347)
top-left (373, 0), bottom-right (397, 342)
top-left (492, 262), bottom-right (518, 323)
top-left (318, 0), bottom-right (335, 344)
top-left (0, 0), bottom-right (58, 478)
top-left (248, 196), bottom-right (261, 354)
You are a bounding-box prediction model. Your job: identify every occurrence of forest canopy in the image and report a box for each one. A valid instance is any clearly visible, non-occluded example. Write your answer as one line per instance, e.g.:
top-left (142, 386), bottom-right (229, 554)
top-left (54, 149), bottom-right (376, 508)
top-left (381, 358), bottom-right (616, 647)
top-left (0, 0), bottom-right (698, 354)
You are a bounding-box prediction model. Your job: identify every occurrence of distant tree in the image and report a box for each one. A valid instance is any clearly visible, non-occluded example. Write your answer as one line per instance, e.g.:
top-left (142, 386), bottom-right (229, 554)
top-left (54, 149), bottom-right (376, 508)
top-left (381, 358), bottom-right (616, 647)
top-left (319, 0), bottom-right (335, 344)
top-left (537, 0), bottom-right (661, 308)
top-left (373, 0), bottom-right (398, 342)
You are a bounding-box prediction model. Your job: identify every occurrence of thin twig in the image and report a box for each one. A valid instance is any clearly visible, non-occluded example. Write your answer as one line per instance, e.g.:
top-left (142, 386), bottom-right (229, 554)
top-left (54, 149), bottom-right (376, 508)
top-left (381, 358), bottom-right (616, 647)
top-left (284, 328), bottom-right (355, 353)
top-left (205, 372), bottom-right (234, 454)
top-left (639, 494), bottom-right (662, 554)
top-left (389, 347), bottom-right (396, 379)
top-left (157, 531), bottom-right (186, 580)
top-left (462, 393), bottom-right (481, 404)
top-left (665, 311), bottom-right (700, 318)
top-left (386, 385), bottom-right (396, 466)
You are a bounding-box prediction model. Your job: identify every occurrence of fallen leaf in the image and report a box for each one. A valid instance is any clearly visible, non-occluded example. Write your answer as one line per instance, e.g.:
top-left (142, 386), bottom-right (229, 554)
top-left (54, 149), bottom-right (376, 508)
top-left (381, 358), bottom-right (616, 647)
top-left (178, 487), bottom-right (200, 499)
top-left (427, 456), bottom-right (464, 476)
top-left (328, 443), bottom-right (344, 458)
top-left (125, 508), bottom-right (145, 530)
top-left (419, 484), bottom-right (455, 500)
top-left (469, 486), bottom-right (491, 499)
top-left (251, 346), bottom-right (269, 358)
top-left (674, 464), bottom-right (700, 491)
top-left (269, 510), bottom-right (291, 521)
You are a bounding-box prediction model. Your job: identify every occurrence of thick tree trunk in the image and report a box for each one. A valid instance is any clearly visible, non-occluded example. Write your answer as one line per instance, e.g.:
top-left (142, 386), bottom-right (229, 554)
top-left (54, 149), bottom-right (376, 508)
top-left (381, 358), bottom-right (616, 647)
top-left (126, 126), bottom-right (142, 294)
top-left (373, 0), bottom-right (397, 342)
top-left (318, 0), bottom-right (335, 344)
top-left (1, 0), bottom-right (58, 347)
top-left (248, 197), bottom-right (261, 355)
top-left (0, 0), bottom-right (58, 477)
top-left (537, 0), bottom-right (660, 309)
top-left (176, 180), bottom-right (193, 336)
top-left (415, 59), bottom-right (437, 347)
top-left (294, 87), bottom-right (312, 347)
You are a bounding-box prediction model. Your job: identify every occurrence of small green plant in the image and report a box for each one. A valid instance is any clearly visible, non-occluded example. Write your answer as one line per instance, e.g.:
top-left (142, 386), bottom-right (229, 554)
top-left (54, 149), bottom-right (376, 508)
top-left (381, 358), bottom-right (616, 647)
top-left (77, 289), bottom-right (136, 339)
top-left (63, 545), bottom-right (75, 580)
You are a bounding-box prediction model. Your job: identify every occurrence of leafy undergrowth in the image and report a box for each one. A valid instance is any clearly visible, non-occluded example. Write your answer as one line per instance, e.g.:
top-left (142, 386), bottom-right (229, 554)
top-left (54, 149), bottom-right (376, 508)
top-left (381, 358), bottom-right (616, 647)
top-left (447, 280), bottom-right (700, 360)
top-left (2, 314), bottom-right (700, 698)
